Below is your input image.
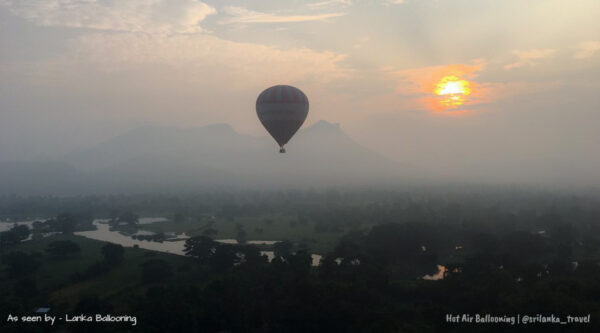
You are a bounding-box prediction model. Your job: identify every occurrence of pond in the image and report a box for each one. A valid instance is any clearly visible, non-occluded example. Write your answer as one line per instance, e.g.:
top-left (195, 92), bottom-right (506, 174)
top-left (422, 265), bottom-right (447, 281)
top-left (215, 239), bottom-right (279, 245)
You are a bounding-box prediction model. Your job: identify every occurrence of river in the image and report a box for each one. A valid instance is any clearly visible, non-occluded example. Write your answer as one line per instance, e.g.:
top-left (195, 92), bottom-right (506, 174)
top-left (75, 220), bottom-right (322, 266)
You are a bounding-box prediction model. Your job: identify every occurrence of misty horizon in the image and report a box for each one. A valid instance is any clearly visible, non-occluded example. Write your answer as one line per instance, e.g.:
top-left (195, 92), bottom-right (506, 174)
top-left (0, 119), bottom-right (596, 195)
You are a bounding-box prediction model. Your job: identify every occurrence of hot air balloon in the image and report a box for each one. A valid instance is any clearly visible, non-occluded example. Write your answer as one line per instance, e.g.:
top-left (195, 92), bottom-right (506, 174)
top-left (256, 85), bottom-right (309, 153)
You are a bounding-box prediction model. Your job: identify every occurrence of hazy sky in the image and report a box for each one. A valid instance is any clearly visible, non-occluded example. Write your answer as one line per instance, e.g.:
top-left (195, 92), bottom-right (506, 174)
top-left (1, 0), bottom-right (599, 185)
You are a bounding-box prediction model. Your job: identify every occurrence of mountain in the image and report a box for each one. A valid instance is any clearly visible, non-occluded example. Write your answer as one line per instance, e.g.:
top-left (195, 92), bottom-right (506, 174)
top-left (0, 121), bottom-right (419, 194)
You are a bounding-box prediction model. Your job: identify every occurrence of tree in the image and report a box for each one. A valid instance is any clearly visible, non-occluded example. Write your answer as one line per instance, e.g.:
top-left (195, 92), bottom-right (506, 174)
top-left (184, 236), bottom-right (216, 263)
top-left (2, 251), bottom-right (40, 277)
top-left (54, 213), bottom-right (77, 234)
top-left (237, 245), bottom-right (268, 267)
top-left (46, 240), bottom-right (81, 258)
top-left (333, 240), bottom-right (363, 265)
top-left (287, 250), bottom-right (312, 276)
top-left (236, 230), bottom-right (247, 245)
top-left (101, 243), bottom-right (124, 265)
top-left (273, 240), bottom-right (293, 259)
top-left (0, 225), bottom-right (30, 246)
top-left (202, 228), bottom-right (218, 237)
top-left (118, 211), bottom-right (139, 225)
top-left (319, 256), bottom-right (340, 279)
top-left (141, 259), bottom-right (173, 284)
top-left (365, 223), bottom-right (439, 278)
top-left (209, 244), bottom-right (238, 272)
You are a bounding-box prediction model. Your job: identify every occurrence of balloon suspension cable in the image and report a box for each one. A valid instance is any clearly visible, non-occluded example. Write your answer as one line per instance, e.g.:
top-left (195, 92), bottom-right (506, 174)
top-left (279, 147), bottom-right (286, 153)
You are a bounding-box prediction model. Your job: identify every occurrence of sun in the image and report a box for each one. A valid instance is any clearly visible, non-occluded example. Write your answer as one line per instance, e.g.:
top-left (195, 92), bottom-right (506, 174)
top-left (434, 76), bottom-right (471, 108)
top-left (435, 76), bottom-right (471, 95)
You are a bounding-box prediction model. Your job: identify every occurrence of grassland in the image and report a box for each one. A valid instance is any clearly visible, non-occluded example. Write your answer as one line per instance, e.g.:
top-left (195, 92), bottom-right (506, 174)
top-left (139, 214), bottom-right (373, 254)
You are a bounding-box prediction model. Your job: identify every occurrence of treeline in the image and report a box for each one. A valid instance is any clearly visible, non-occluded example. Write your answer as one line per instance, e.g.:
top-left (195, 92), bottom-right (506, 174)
top-left (126, 220), bottom-right (600, 332)
top-left (2, 188), bottom-right (598, 225)
top-left (0, 213), bottom-right (95, 249)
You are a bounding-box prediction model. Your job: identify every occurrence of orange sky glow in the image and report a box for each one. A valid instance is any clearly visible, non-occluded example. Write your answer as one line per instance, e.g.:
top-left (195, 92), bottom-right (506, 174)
top-left (392, 62), bottom-right (486, 115)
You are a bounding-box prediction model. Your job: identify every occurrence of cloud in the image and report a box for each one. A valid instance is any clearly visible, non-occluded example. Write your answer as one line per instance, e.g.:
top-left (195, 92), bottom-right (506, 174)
top-left (353, 35), bottom-right (371, 49)
top-left (0, 0), bottom-right (216, 34)
top-left (504, 48), bottom-right (556, 69)
top-left (220, 6), bottom-right (346, 24)
top-left (307, 0), bottom-right (354, 10)
top-left (573, 41), bottom-right (600, 59)
top-left (23, 33), bottom-right (352, 90)
top-left (3, 31), bottom-right (353, 136)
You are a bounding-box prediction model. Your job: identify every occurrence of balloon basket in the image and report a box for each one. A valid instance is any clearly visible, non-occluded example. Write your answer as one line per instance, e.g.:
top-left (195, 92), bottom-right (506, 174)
top-left (279, 148), bottom-right (286, 153)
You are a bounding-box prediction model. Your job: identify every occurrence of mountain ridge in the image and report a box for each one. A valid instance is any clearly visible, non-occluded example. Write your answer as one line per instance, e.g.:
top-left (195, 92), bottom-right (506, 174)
top-left (0, 120), bottom-right (419, 194)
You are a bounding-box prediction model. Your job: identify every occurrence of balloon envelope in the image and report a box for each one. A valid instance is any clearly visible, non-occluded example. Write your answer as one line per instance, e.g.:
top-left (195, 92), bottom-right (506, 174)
top-left (256, 85), bottom-right (309, 152)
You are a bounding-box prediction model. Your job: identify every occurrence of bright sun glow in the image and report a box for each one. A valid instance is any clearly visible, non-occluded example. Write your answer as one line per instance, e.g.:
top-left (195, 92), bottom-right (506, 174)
top-left (434, 76), bottom-right (471, 108)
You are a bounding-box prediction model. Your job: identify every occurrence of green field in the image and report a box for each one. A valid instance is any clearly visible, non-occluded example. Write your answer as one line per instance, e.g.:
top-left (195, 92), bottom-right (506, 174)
top-left (140, 215), bottom-right (373, 254)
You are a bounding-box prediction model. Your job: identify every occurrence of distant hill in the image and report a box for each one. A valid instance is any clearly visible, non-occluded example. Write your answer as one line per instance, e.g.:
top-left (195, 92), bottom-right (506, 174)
top-left (0, 121), bottom-right (420, 194)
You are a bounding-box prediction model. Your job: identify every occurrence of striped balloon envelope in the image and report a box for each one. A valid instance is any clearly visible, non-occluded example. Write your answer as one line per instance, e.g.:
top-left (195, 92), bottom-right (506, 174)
top-left (256, 85), bottom-right (309, 153)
